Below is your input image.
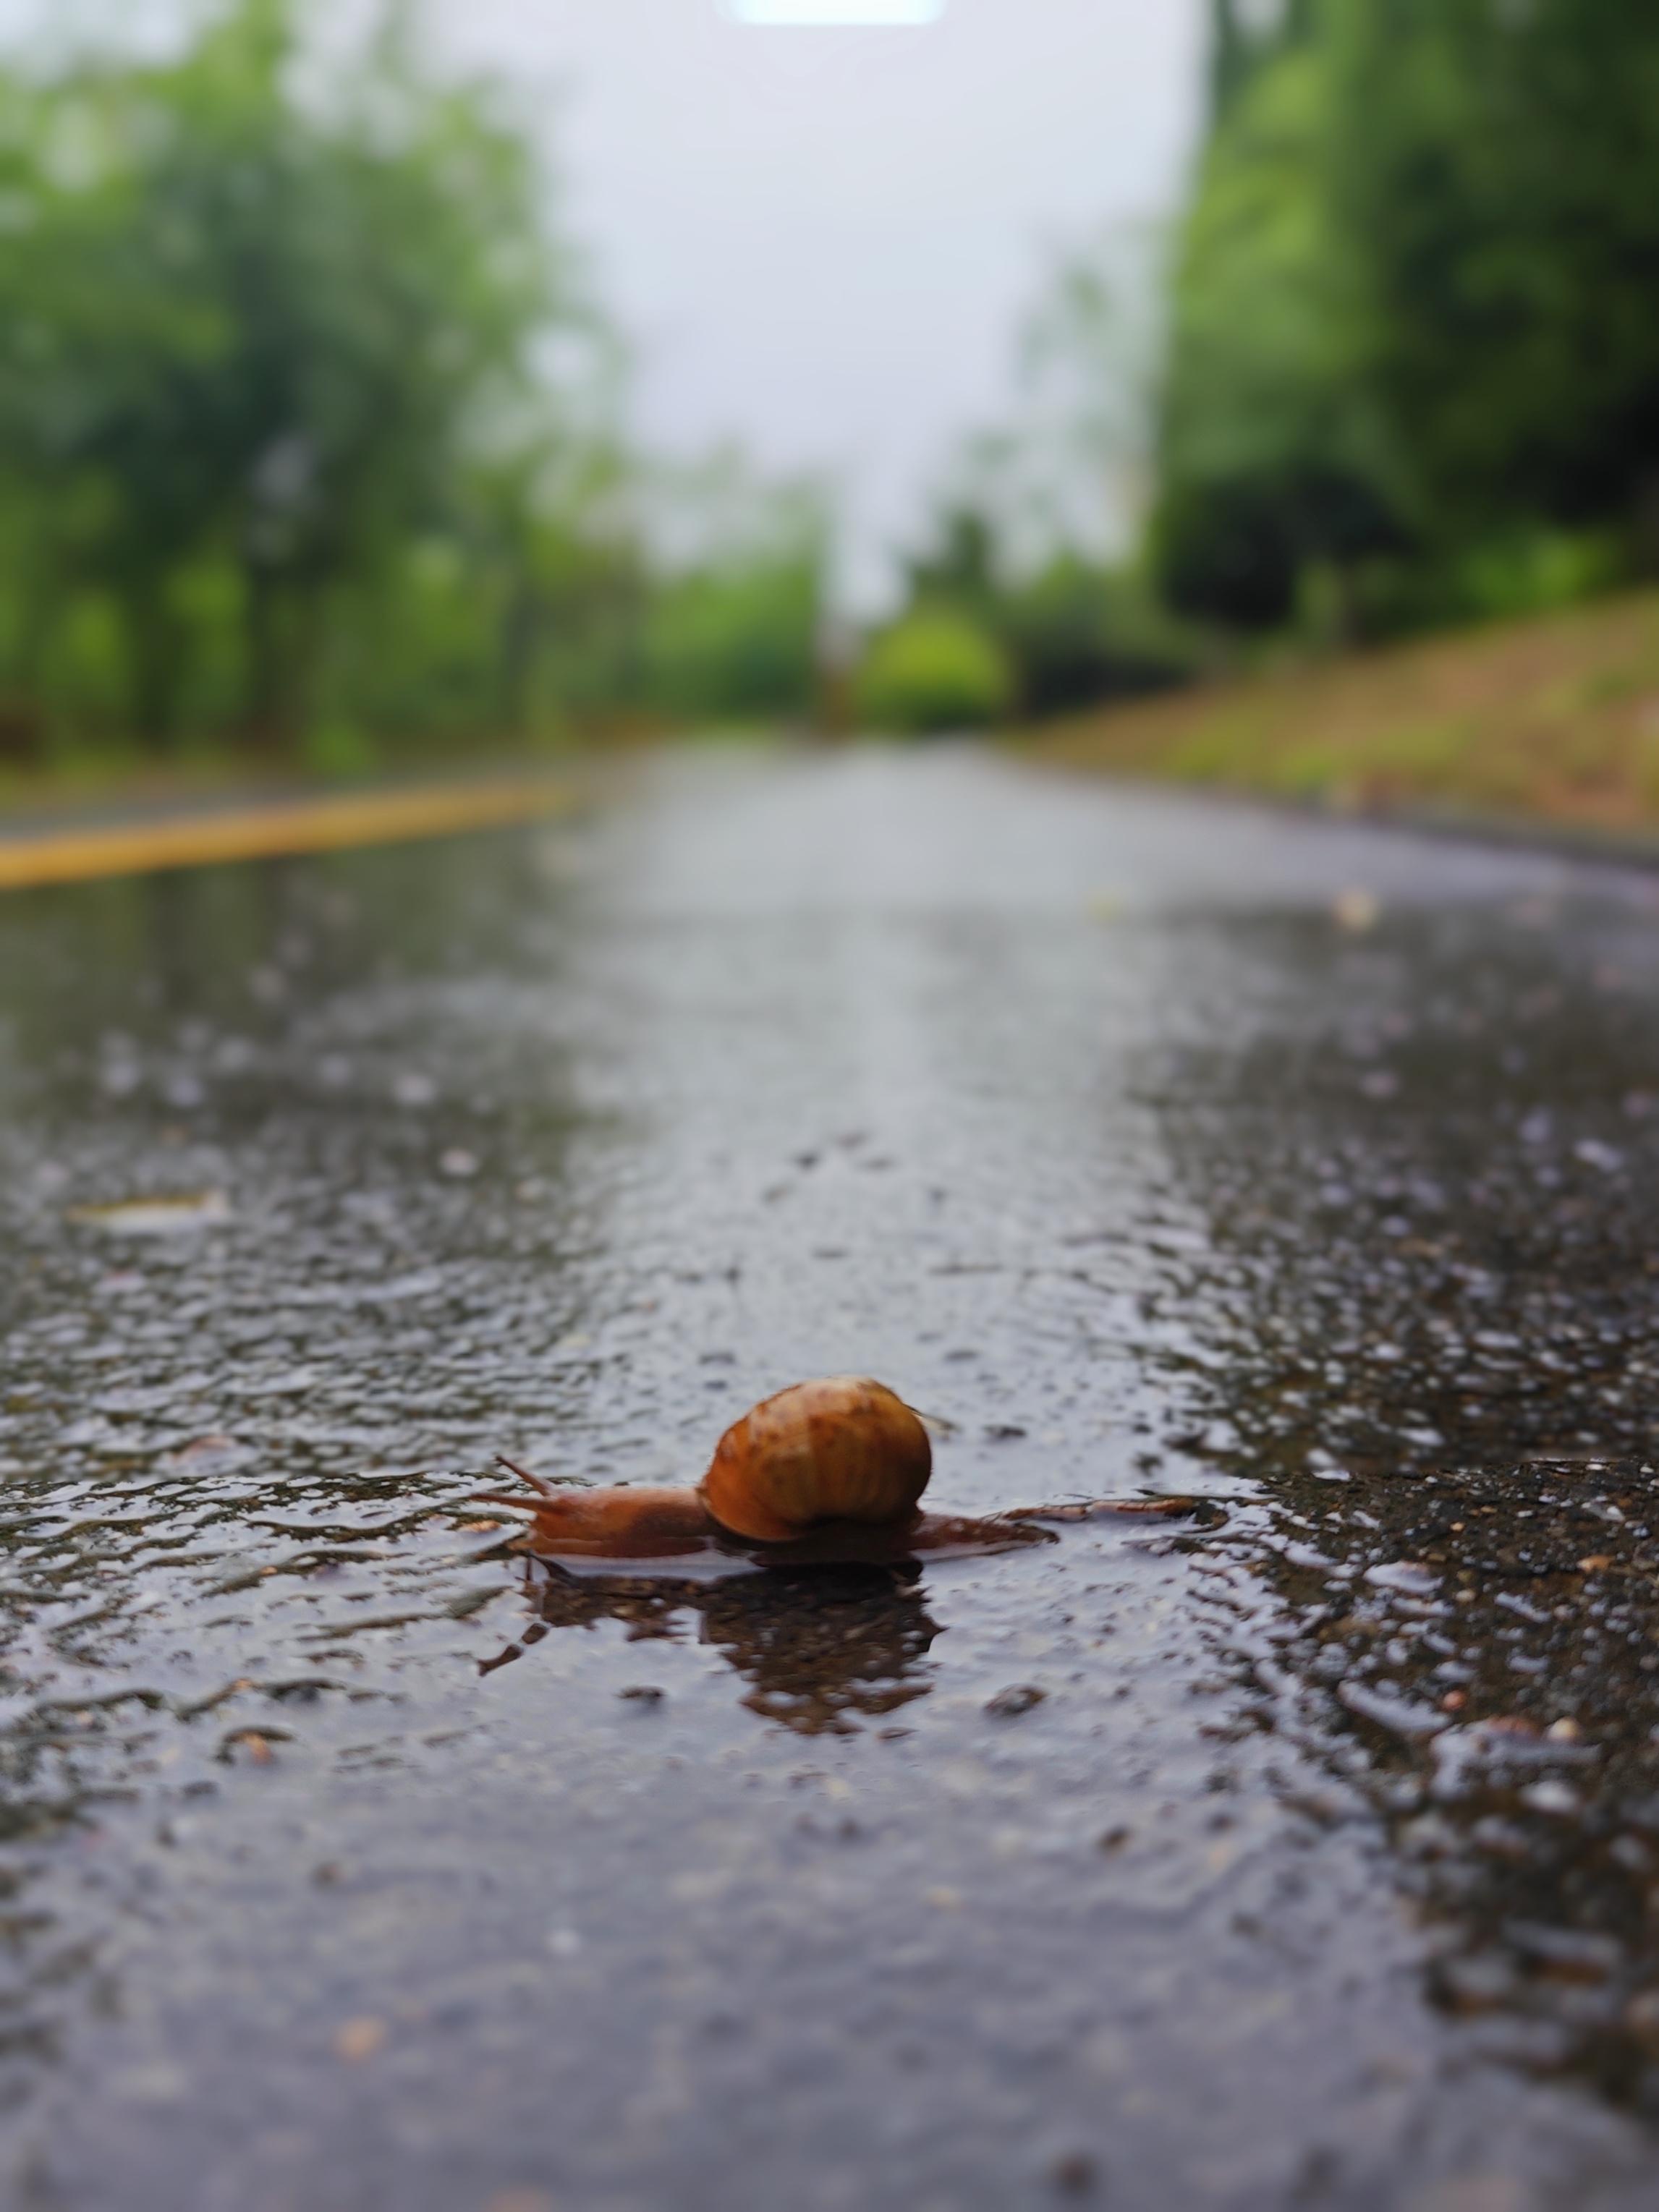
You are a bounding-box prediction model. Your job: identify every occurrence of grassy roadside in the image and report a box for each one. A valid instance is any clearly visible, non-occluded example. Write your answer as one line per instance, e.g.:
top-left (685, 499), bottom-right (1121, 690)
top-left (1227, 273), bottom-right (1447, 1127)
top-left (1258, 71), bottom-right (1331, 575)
top-left (13, 590), bottom-right (1659, 875)
top-left (1020, 588), bottom-right (1659, 847)
top-left (0, 726), bottom-right (605, 830)
top-left (0, 697), bottom-right (739, 841)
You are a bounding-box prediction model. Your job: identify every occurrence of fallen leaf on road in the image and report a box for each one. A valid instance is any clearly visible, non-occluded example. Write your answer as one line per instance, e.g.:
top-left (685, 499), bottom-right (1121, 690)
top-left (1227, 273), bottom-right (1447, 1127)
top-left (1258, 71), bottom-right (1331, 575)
top-left (335, 2018), bottom-right (386, 2062)
top-left (67, 1191), bottom-right (231, 1235)
top-left (1333, 888), bottom-right (1380, 932)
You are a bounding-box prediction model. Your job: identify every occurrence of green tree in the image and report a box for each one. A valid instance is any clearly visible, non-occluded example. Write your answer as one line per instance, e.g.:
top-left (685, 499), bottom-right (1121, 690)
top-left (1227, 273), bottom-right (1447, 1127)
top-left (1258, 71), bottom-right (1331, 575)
top-left (0, 0), bottom-right (605, 749)
top-left (1153, 0), bottom-right (1659, 633)
top-left (888, 493), bottom-right (1192, 720)
top-left (1153, 13), bottom-right (1399, 629)
top-left (638, 460), bottom-right (827, 725)
top-left (854, 608), bottom-right (1014, 736)
top-left (1326, 0), bottom-right (1659, 544)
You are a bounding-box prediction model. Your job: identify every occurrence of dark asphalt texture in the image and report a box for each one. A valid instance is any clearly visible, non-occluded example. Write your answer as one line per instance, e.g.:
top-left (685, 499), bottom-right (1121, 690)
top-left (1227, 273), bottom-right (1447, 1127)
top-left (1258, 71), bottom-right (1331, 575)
top-left (2, 749), bottom-right (1659, 2211)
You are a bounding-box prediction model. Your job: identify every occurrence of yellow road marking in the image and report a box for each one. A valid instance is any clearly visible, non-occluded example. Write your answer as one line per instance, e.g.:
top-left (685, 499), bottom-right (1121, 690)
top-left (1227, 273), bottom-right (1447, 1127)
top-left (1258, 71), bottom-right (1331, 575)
top-left (0, 776), bottom-right (574, 890)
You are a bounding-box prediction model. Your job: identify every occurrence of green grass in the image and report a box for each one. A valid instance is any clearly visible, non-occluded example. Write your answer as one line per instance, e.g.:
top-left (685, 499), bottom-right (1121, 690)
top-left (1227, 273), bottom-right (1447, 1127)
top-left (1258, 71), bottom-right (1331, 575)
top-left (1022, 589), bottom-right (1659, 843)
top-left (0, 720), bottom-right (606, 830)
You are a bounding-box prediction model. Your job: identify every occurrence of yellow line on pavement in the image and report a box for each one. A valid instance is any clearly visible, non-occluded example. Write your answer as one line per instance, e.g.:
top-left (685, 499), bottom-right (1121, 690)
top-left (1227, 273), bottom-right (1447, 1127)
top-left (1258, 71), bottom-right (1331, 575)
top-left (0, 776), bottom-right (575, 890)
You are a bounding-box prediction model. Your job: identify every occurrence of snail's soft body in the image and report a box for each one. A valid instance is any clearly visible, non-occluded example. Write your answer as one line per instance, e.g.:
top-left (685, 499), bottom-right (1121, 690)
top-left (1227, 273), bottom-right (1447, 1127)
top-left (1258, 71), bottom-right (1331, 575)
top-left (477, 1376), bottom-right (1195, 1569)
top-left (498, 1484), bottom-right (721, 1561)
top-left (488, 1484), bottom-right (1055, 1567)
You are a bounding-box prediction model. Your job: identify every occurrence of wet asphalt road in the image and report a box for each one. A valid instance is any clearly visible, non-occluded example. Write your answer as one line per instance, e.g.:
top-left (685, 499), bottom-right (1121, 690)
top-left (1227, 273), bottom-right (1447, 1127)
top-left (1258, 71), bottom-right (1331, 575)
top-left (4, 747), bottom-right (1659, 2211)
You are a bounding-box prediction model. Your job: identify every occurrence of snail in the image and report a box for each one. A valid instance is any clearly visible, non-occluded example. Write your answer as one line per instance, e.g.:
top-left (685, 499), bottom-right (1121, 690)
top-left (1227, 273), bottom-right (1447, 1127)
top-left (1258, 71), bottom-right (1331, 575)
top-left (475, 1375), bottom-right (1196, 1567)
top-left (703, 1376), bottom-right (931, 1541)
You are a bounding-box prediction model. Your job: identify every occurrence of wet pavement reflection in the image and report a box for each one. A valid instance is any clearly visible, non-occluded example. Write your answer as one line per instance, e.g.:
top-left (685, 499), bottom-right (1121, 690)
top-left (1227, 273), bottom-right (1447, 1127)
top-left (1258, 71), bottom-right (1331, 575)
top-left (484, 1559), bottom-right (943, 1736)
top-left (1147, 897), bottom-right (1659, 2112)
top-left (2, 749), bottom-right (1659, 2208)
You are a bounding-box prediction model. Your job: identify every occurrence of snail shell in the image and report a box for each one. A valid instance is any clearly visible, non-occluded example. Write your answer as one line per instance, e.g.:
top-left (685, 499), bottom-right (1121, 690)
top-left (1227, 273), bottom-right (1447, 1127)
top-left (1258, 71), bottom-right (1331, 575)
top-left (699, 1377), bottom-right (932, 1544)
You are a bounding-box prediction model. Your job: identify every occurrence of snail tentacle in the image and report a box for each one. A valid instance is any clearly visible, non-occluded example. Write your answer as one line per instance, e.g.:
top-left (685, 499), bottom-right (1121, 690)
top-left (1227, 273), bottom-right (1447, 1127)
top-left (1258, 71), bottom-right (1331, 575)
top-left (493, 1453), bottom-right (563, 1500)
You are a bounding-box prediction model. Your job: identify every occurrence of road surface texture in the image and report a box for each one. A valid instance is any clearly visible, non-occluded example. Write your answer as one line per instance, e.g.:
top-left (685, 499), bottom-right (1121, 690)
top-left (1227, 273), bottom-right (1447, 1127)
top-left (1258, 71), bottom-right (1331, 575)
top-left (2, 747), bottom-right (1659, 2212)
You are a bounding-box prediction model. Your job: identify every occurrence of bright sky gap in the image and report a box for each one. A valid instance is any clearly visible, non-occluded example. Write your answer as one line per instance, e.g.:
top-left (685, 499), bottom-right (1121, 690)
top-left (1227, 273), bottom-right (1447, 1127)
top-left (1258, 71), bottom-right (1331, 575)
top-left (721, 0), bottom-right (948, 25)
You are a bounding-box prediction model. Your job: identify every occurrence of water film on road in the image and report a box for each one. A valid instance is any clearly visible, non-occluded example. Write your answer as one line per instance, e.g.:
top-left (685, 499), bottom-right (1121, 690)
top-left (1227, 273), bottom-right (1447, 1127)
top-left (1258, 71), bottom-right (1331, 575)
top-left (3, 748), bottom-right (1659, 2210)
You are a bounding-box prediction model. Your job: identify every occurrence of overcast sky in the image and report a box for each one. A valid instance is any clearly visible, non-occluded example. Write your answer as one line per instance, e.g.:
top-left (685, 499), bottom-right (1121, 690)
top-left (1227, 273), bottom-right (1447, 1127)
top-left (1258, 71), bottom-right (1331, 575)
top-left (0, 0), bottom-right (1209, 599)
top-left (440, 1), bottom-right (1208, 593)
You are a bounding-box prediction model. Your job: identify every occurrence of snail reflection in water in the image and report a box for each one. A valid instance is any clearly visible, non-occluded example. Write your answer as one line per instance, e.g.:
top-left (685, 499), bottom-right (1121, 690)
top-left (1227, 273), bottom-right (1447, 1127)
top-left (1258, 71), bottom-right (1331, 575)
top-left (484, 1557), bottom-right (945, 1737)
top-left (475, 1375), bottom-right (1195, 1567)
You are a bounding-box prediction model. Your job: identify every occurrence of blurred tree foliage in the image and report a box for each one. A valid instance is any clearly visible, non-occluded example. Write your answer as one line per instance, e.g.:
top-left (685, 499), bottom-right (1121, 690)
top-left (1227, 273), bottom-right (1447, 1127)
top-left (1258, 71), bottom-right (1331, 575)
top-left (1155, 0), bottom-right (1659, 635)
top-left (642, 556), bottom-right (820, 726)
top-left (855, 221), bottom-right (1197, 727)
top-left (852, 605), bottom-right (1014, 736)
top-left (0, 0), bottom-right (823, 765)
top-left (637, 454), bottom-right (828, 728)
top-left (869, 500), bottom-right (1194, 726)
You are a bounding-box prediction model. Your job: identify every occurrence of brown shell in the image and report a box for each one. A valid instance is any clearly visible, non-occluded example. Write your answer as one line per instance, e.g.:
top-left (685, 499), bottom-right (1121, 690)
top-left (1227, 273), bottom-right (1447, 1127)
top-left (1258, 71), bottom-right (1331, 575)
top-left (699, 1377), bottom-right (933, 1544)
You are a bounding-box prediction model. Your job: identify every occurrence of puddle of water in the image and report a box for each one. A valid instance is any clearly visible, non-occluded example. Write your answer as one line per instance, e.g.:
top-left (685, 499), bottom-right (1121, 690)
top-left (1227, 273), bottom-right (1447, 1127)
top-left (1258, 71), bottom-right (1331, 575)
top-left (0, 751), bottom-right (1657, 2208)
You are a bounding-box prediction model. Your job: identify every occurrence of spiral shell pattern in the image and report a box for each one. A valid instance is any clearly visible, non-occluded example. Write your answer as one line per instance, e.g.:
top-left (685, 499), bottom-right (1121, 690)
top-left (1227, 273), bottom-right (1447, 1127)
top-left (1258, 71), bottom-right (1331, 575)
top-left (699, 1377), bottom-right (933, 1544)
